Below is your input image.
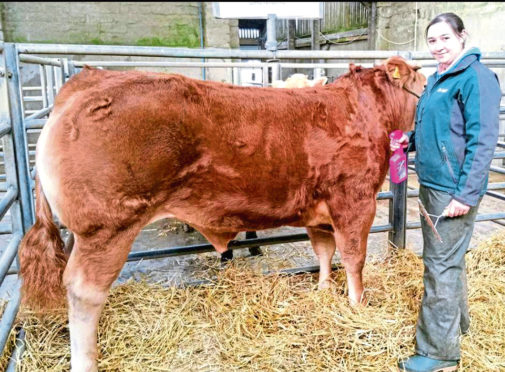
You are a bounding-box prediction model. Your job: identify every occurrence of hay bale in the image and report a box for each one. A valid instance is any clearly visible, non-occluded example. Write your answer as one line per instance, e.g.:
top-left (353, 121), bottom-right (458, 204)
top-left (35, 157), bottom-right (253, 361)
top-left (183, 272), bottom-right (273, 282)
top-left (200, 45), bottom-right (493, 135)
top-left (5, 233), bottom-right (505, 371)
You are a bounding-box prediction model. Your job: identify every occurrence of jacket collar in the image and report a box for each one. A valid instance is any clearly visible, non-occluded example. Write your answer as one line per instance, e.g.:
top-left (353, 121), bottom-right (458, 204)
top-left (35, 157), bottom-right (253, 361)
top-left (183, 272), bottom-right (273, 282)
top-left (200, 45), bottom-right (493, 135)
top-left (436, 46), bottom-right (481, 78)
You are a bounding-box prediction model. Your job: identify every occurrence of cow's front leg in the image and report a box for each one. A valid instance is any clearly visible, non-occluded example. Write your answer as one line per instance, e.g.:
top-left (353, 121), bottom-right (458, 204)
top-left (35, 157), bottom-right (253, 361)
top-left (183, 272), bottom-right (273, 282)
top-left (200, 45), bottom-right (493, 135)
top-left (332, 200), bottom-right (376, 306)
top-left (307, 227), bottom-right (336, 289)
top-left (338, 240), bottom-right (366, 306)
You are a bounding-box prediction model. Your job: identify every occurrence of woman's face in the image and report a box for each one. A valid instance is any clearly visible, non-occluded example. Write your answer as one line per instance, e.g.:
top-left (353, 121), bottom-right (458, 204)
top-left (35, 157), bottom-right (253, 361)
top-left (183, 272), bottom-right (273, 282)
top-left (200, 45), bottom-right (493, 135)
top-left (426, 21), bottom-right (465, 66)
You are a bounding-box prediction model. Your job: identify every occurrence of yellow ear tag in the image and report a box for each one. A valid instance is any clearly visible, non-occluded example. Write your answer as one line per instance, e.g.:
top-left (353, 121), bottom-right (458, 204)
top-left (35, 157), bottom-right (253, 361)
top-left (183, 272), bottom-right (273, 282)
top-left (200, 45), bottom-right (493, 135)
top-left (392, 66), bottom-right (401, 79)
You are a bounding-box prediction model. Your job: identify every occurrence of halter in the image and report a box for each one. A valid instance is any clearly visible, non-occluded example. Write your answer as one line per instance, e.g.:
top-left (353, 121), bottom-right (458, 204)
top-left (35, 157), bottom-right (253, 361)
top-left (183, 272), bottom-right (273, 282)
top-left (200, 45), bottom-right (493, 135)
top-left (391, 65), bottom-right (422, 99)
top-left (403, 85), bottom-right (421, 99)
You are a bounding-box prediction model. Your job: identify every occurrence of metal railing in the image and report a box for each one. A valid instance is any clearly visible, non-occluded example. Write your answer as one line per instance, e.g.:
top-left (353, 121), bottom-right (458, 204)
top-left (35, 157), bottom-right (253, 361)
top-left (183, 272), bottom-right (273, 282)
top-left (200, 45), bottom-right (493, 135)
top-left (276, 2), bottom-right (369, 39)
top-left (0, 42), bottom-right (504, 366)
top-left (0, 42), bottom-right (31, 362)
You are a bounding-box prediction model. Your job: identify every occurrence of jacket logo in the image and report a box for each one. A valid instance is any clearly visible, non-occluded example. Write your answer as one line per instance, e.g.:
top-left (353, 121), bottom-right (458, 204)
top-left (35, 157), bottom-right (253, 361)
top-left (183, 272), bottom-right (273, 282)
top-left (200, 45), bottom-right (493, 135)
top-left (437, 88), bottom-right (448, 93)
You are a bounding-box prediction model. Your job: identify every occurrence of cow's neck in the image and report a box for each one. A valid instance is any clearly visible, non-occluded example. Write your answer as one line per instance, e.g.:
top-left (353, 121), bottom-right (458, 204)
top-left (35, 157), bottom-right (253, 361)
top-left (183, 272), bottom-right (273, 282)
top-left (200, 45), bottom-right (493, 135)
top-left (373, 79), bottom-right (409, 134)
top-left (328, 71), bottom-right (412, 135)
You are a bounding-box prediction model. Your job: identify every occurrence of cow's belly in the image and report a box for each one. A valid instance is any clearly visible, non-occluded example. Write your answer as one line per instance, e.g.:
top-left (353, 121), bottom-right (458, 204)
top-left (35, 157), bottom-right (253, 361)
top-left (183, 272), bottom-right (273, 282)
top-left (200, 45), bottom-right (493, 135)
top-left (149, 198), bottom-right (332, 233)
top-left (147, 211), bottom-right (177, 225)
top-left (297, 200), bottom-right (333, 227)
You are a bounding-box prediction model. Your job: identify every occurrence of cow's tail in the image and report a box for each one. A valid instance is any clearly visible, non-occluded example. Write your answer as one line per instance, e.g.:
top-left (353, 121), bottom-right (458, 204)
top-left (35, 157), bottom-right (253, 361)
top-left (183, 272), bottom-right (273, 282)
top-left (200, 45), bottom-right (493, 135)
top-left (19, 176), bottom-right (68, 310)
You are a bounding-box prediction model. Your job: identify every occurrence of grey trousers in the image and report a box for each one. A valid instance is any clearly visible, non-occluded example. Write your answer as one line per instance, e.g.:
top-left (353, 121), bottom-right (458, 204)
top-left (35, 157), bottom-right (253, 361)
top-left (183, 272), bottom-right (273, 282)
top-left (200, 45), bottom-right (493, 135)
top-left (415, 185), bottom-right (481, 361)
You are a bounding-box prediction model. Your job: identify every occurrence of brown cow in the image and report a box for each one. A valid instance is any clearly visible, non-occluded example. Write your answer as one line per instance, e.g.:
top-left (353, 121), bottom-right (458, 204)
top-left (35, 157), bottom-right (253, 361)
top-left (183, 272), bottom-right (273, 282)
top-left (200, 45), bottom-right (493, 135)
top-left (19, 56), bottom-right (425, 372)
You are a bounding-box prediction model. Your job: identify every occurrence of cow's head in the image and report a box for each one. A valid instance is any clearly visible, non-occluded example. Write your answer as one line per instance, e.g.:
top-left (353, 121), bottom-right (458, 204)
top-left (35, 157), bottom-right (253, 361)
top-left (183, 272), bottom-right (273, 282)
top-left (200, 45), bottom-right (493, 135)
top-left (383, 57), bottom-right (425, 96)
top-left (382, 57), bottom-right (427, 132)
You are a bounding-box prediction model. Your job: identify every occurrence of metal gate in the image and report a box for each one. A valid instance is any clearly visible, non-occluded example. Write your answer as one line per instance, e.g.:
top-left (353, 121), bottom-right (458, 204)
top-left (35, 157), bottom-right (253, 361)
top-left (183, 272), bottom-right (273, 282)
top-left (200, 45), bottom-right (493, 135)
top-left (1, 42), bottom-right (505, 367)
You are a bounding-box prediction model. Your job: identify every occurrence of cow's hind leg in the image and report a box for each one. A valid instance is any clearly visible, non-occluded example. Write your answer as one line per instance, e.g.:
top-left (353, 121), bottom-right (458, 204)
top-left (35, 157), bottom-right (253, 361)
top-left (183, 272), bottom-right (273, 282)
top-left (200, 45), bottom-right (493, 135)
top-left (307, 227), bottom-right (336, 290)
top-left (246, 231), bottom-right (263, 257)
top-left (63, 227), bottom-right (140, 372)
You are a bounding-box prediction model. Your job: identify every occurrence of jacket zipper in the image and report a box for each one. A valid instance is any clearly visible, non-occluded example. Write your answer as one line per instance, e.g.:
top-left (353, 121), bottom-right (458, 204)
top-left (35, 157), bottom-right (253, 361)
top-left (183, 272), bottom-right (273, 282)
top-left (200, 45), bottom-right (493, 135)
top-left (419, 70), bottom-right (456, 123)
top-left (441, 144), bottom-right (458, 184)
top-left (417, 74), bottom-right (454, 162)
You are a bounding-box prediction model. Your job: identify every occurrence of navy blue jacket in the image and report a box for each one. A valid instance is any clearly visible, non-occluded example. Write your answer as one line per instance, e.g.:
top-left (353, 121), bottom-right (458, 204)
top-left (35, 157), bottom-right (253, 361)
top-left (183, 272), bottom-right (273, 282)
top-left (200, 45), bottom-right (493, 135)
top-left (411, 47), bottom-right (501, 206)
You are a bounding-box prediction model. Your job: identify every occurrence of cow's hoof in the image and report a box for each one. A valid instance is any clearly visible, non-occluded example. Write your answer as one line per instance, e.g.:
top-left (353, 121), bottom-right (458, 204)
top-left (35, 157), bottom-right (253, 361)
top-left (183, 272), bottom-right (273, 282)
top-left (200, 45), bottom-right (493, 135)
top-left (248, 246), bottom-right (263, 257)
top-left (317, 279), bottom-right (336, 291)
top-left (220, 249), bottom-right (234, 263)
top-left (349, 290), bottom-right (369, 307)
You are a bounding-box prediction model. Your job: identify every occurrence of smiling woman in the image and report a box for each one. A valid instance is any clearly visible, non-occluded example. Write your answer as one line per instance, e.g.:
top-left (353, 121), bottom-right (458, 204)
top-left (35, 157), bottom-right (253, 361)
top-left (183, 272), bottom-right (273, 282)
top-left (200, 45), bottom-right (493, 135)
top-left (425, 14), bottom-right (468, 73)
top-left (392, 12), bottom-right (502, 372)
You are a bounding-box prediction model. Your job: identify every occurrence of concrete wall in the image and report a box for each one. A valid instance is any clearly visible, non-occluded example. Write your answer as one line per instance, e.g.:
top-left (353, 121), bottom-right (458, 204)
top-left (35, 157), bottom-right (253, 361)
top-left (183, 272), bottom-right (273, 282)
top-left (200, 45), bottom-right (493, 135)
top-left (375, 2), bottom-right (505, 53)
top-left (2, 2), bottom-right (196, 46)
top-left (0, 1), bottom-right (238, 48)
top-left (0, 2), bottom-right (239, 82)
top-left (0, 3), bottom-right (4, 41)
top-left (202, 2), bottom-right (239, 82)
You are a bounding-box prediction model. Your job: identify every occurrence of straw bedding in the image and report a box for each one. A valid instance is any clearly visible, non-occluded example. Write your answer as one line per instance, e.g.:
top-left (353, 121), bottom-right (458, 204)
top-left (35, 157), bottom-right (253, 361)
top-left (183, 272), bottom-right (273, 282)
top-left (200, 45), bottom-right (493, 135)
top-left (1, 232), bottom-right (504, 371)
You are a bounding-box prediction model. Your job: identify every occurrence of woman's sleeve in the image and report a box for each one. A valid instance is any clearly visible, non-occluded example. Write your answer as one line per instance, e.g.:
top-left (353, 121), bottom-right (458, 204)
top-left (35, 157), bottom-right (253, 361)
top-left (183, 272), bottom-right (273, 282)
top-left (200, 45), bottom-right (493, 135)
top-left (454, 68), bottom-right (501, 206)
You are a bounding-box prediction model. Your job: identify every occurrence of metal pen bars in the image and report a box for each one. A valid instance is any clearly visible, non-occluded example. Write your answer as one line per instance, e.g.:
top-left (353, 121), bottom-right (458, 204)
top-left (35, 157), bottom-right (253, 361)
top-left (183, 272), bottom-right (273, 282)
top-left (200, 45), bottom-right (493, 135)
top-left (0, 43), bottom-right (31, 358)
top-left (0, 42), bottom-right (505, 362)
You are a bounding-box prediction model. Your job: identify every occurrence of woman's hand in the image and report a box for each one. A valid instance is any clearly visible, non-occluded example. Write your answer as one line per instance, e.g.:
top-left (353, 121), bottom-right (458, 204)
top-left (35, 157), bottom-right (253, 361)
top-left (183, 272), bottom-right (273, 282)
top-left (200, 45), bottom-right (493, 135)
top-left (390, 132), bottom-right (409, 152)
top-left (443, 199), bottom-right (470, 217)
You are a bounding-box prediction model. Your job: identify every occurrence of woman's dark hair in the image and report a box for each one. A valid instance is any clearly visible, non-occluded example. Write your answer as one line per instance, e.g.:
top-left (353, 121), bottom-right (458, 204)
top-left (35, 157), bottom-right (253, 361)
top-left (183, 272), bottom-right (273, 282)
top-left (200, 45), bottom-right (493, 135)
top-left (425, 12), bottom-right (466, 39)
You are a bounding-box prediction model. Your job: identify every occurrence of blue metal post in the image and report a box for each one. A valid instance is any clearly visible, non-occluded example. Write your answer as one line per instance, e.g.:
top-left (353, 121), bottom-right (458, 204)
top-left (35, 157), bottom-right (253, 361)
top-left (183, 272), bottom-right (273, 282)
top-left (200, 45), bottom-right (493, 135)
top-left (266, 14), bottom-right (278, 52)
top-left (389, 179), bottom-right (407, 249)
top-left (199, 2), bottom-right (206, 80)
top-left (4, 43), bottom-right (35, 232)
top-left (388, 51), bottom-right (414, 250)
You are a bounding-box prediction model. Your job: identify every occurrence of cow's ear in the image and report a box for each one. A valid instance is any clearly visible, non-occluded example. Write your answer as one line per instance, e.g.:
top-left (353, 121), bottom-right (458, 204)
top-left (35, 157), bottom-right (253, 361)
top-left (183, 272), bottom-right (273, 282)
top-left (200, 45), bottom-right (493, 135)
top-left (392, 66), bottom-right (401, 79)
top-left (385, 57), bottom-right (421, 74)
top-left (384, 57), bottom-right (412, 85)
top-left (349, 63), bottom-right (362, 75)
